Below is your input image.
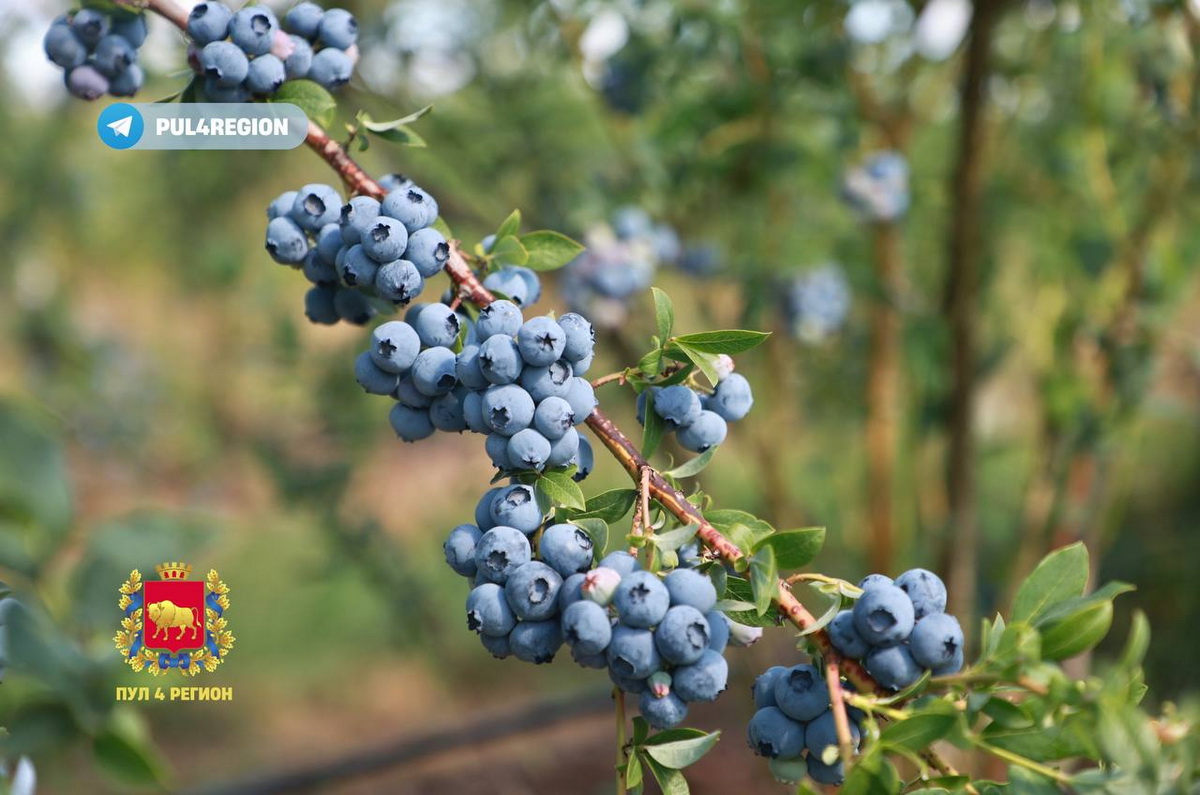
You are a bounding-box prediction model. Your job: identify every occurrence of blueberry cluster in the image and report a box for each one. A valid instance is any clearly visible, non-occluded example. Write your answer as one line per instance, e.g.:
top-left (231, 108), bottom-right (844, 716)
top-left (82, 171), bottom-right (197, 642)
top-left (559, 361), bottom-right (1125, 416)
top-left (44, 9), bottom-right (148, 100)
top-left (265, 175), bottom-right (446, 326)
top-left (186, 1), bottom-right (358, 100)
top-left (828, 569), bottom-right (964, 689)
top-left (841, 151), bottom-right (910, 223)
top-left (780, 264), bottom-right (851, 344)
top-left (636, 371), bottom-right (754, 454)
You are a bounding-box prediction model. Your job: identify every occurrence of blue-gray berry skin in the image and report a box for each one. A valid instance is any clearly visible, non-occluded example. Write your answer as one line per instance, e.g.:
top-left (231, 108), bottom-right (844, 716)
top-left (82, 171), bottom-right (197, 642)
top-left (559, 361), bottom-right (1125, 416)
top-left (44, 23), bottom-right (88, 70)
top-left (474, 525), bottom-right (532, 585)
top-left (678, 542), bottom-right (703, 569)
top-left (640, 691), bottom-right (688, 730)
top-left (63, 65), bottom-right (106, 101)
top-left (283, 34), bottom-right (312, 78)
top-left (355, 351), bottom-right (399, 395)
top-left (509, 619), bottom-right (563, 664)
top-left (480, 631), bottom-right (511, 659)
top-left (333, 287), bottom-right (375, 324)
top-left (561, 599), bottom-right (612, 655)
top-left (394, 372), bottom-right (432, 408)
top-left (773, 664), bottom-right (830, 722)
top-left (187, 1), bottom-right (233, 45)
top-left (852, 583), bottom-right (915, 647)
top-left (865, 644), bottom-right (922, 690)
top-left (307, 47), bottom-right (353, 89)
top-left (710, 373), bottom-right (754, 422)
top-left (71, 8), bottom-right (110, 46)
top-left (202, 76), bottom-right (249, 102)
top-left (607, 625), bottom-right (661, 679)
top-left (534, 396), bottom-right (575, 440)
top-left (489, 483), bottom-right (541, 535)
top-left (909, 613), bottom-right (963, 670)
top-left (677, 410), bottom-right (728, 453)
top-left (807, 756), bottom-right (845, 786)
top-left (382, 187), bottom-right (437, 233)
top-left (752, 665), bottom-right (789, 709)
top-left (268, 190), bottom-right (298, 220)
top-left (478, 336), bottom-right (525, 386)
top-left (245, 53), bottom-right (285, 94)
top-left (559, 573), bottom-right (585, 611)
top-left (338, 244), bottom-right (379, 288)
top-left (539, 523), bottom-right (594, 578)
top-left (564, 378), bottom-right (596, 425)
top-left (466, 582), bottom-right (516, 637)
top-left (510, 266), bottom-right (542, 305)
top-left (482, 384), bottom-right (535, 437)
top-left (374, 260), bottom-right (423, 304)
top-left (430, 391), bottom-right (467, 432)
top-left (895, 568), bottom-right (948, 620)
top-left (747, 707), bottom-right (805, 759)
top-left (518, 317), bottom-right (567, 366)
top-left (444, 524), bottom-right (482, 576)
top-left (572, 645), bottom-right (608, 669)
top-left (706, 610), bottom-right (729, 651)
top-left (806, 710), bottom-right (860, 760)
top-left (574, 436), bottom-right (594, 481)
top-left (111, 14), bottom-right (148, 48)
top-left (858, 573), bottom-right (893, 590)
top-left (475, 487), bottom-right (501, 530)
top-left (485, 433), bottom-right (513, 470)
top-left (388, 403), bottom-right (434, 442)
top-left (483, 268), bottom-right (536, 307)
top-left (284, 1), bottom-right (323, 40)
top-left (664, 569), bottom-right (717, 613)
top-left (291, 183), bottom-right (342, 231)
top-left (828, 610), bottom-right (870, 659)
top-left (317, 8), bottom-right (358, 48)
top-left (557, 313), bottom-right (595, 362)
top-left (455, 346), bottom-right (489, 391)
top-left (598, 551), bottom-right (640, 578)
top-left (508, 428), bottom-right (551, 471)
top-left (504, 561), bottom-right (563, 621)
top-left (613, 571), bottom-right (670, 629)
top-left (405, 228), bottom-right (450, 278)
top-left (518, 361), bottom-right (573, 403)
top-left (304, 286), bottom-right (339, 324)
top-left (229, 6), bottom-right (276, 56)
top-left (654, 606), bottom-right (710, 665)
top-left (475, 299), bottom-right (524, 340)
top-left (462, 391), bottom-right (486, 433)
top-left (110, 62), bottom-right (145, 96)
top-left (413, 303), bottom-right (461, 349)
top-left (572, 350), bottom-right (594, 377)
top-left (360, 217), bottom-right (409, 264)
top-left (673, 648), bottom-right (728, 702)
top-left (339, 196), bottom-right (381, 245)
top-left (200, 40), bottom-right (249, 87)
top-left (546, 427), bottom-right (580, 468)
top-left (315, 223), bottom-right (344, 265)
top-left (378, 173), bottom-right (414, 193)
top-left (636, 388), bottom-right (656, 425)
top-left (411, 346), bottom-right (459, 397)
top-left (932, 645), bottom-right (964, 676)
top-left (609, 667), bottom-right (649, 694)
top-left (93, 35), bottom-right (137, 78)
top-left (265, 216), bottom-right (308, 264)
top-left (654, 385), bottom-right (702, 430)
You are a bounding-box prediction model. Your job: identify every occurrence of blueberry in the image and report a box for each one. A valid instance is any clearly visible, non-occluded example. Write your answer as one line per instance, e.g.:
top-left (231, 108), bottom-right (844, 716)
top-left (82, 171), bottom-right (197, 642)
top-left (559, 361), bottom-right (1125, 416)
top-left (291, 184), bottom-right (342, 232)
top-left (613, 571), bottom-right (670, 629)
top-left (664, 569), bottom-right (717, 613)
top-left (187, 1), bottom-right (233, 45)
top-left (574, 436), bottom-right (594, 481)
top-left (865, 644), bottom-right (923, 690)
top-left (307, 47), bottom-right (353, 89)
top-left (561, 600), bottom-right (612, 655)
top-left (858, 573), bottom-right (893, 590)
top-left (466, 582), bottom-right (516, 637)
top-left (653, 606), bottom-right (710, 665)
top-left (339, 196), bottom-right (381, 245)
top-left (229, 7), bottom-right (277, 56)
top-left (909, 613), bottom-right (963, 670)
top-left (453, 346), bottom-right (487, 391)
top-left (489, 483), bottom-right (541, 534)
top-left (852, 583), bottom-right (915, 647)
top-left (283, 34), bottom-right (312, 78)
top-left (706, 610), bottom-right (729, 651)
top-left (475, 487), bottom-right (501, 530)
top-left (559, 572), bottom-right (586, 611)
top-left (557, 313), bottom-right (595, 363)
top-left (413, 303), bottom-right (461, 348)
top-left (337, 244), bottom-right (379, 288)
top-left (636, 388), bottom-right (656, 425)
top-left (405, 227), bottom-right (450, 278)
top-left (199, 40), bottom-right (249, 88)
top-left (546, 427), bottom-right (580, 468)
top-left (677, 542), bottom-right (703, 569)
top-left (503, 561), bottom-right (563, 621)
top-left (710, 373), bottom-right (753, 422)
top-left (932, 645), bottom-right (964, 676)
top-left (753, 666), bottom-right (789, 709)
top-left (806, 710), bottom-right (861, 761)
top-left (483, 267), bottom-right (536, 306)
top-left (517, 317), bottom-right (567, 367)
top-left (509, 619), bottom-right (563, 664)
top-left (598, 551), bottom-right (640, 578)
top-left (539, 523), bottom-right (594, 577)
top-left (828, 610), bottom-right (870, 659)
top-left (375, 260), bottom-right (423, 304)
top-left (71, 8), bottom-right (110, 46)
top-left (354, 351), bottom-right (399, 395)
top-left (108, 63), bottom-right (144, 97)
top-left (112, 14), bottom-right (149, 48)
top-left (482, 384), bottom-right (535, 436)
top-left (317, 8), bottom-right (358, 48)
top-left (382, 187), bottom-right (438, 233)
top-left (673, 648), bottom-right (728, 702)
top-left (265, 216), bottom-right (308, 264)
top-left (314, 223), bottom-right (344, 265)
top-left (430, 391), bottom-right (467, 432)
top-left (607, 624), bottom-right (661, 679)
top-left (507, 428), bottom-right (551, 471)
top-left (640, 691), bottom-right (688, 730)
top-left (573, 351), bottom-right (594, 377)
top-left (519, 361), bottom-right (573, 403)
top-left (411, 347), bottom-right (458, 397)
top-left (284, 1), bottom-right (323, 39)
top-left (807, 756), bottom-right (845, 786)
top-left (303, 285), bottom-right (339, 324)
top-left (444, 524), bottom-right (482, 576)
top-left (245, 53), bottom-right (286, 94)
top-left (367, 323), bottom-right (419, 377)
top-left (333, 288), bottom-right (375, 324)
top-left (268, 190), bottom-right (298, 220)
top-left (388, 404), bottom-right (434, 442)
top-left (480, 631), bottom-right (511, 659)
top-left (478, 336), bottom-right (525, 385)
top-left (767, 757), bottom-right (810, 784)
top-left (895, 568), bottom-right (948, 620)
top-left (463, 392), bottom-right (487, 433)
top-left (474, 525), bottom-right (532, 585)
top-left (511, 266), bottom-right (543, 304)
top-left (475, 299), bottom-right (524, 340)
top-left (485, 433), bottom-right (513, 469)
top-left (774, 664), bottom-right (829, 722)
top-left (360, 217), bottom-right (409, 264)
top-left (394, 373), bottom-right (432, 408)
top-left (747, 707), bottom-right (806, 759)
top-left (654, 385), bottom-right (702, 430)
top-left (534, 396), bottom-right (575, 440)
top-left (609, 667), bottom-right (649, 694)
top-left (572, 645), bottom-right (608, 669)
top-left (203, 76), bottom-right (250, 102)
top-left (564, 378), bottom-right (596, 425)
top-left (611, 206), bottom-right (652, 240)
top-left (676, 410), bottom-right (727, 453)
top-left (93, 34), bottom-right (137, 77)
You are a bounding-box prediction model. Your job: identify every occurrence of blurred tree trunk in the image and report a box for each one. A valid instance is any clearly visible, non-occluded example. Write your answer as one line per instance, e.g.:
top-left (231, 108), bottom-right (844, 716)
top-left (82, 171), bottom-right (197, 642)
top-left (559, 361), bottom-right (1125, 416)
top-left (866, 222), bottom-right (903, 574)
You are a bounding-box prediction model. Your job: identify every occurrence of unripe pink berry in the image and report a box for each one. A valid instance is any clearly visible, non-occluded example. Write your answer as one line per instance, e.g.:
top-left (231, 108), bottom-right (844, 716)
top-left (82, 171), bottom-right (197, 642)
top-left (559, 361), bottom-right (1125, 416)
top-left (728, 620), bottom-right (763, 647)
top-left (581, 567), bottom-right (621, 606)
top-left (270, 29), bottom-right (296, 60)
top-left (714, 354), bottom-right (735, 381)
top-left (648, 671), bottom-right (672, 699)
top-left (344, 43), bottom-right (359, 66)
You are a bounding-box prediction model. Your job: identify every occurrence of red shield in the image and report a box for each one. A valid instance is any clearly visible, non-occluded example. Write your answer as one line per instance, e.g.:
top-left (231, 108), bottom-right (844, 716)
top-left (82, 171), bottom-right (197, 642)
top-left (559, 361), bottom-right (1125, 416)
top-left (143, 580), bottom-right (206, 653)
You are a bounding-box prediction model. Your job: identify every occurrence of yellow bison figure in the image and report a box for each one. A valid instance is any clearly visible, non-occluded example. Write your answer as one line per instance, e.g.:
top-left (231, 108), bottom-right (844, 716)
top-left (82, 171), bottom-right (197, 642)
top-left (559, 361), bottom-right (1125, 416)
top-left (147, 600), bottom-right (202, 641)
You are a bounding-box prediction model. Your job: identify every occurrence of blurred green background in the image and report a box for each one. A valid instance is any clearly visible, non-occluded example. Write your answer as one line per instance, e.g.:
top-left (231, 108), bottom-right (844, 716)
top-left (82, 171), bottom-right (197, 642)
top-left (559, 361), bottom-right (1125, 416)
top-left (0, 0), bottom-right (1197, 792)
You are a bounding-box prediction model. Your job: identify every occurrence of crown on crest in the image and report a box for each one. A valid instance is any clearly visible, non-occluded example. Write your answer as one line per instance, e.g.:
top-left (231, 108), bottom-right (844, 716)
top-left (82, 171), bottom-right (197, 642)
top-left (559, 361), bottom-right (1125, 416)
top-left (155, 562), bottom-right (193, 580)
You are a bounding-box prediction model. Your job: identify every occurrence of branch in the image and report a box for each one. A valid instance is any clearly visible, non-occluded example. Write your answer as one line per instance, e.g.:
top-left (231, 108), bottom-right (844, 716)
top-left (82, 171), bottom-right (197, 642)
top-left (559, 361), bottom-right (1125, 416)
top-left (823, 660), bottom-right (856, 774)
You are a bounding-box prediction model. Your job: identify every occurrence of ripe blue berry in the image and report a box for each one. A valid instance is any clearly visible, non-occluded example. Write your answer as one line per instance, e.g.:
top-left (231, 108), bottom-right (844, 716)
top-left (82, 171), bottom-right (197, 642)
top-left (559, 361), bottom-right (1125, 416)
top-left (284, 1), bottom-right (323, 39)
top-left (909, 613), bottom-right (963, 670)
top-left (747, 707), bottom-right (805, 759)
top-left (229, 6), bottom-right (277, 56)
top-left (466, 582), bottom-right (516, 637)
top-left (710, 373), bottom-right (754, 422)
top-left (533, 396), bottom-right (575, 440)
top-left (370, 323), bottom-right (420, 381)
top-left (773, 664), bottom-right (830, 722)
top-left (314, 223), bottom-right (343, 265)
top-left (483, 267), bottom-right (536, 306)
top-left (108, 64), bottom-right (144, 97)
top-left (654, 606), bottom-right (710, 665)
top-left (613, 571), bottom-right (670, 629)
top-left (559, 572), bottom-right (586, 612)
top-left (410, 347), bottom-right (458, 397)
top-left (561, 600), bottom-right (612, 655)
top-left (354, 351), bottom-right (399, 395)
top-left (200, 40), bottom-right (249, 87)
top-left (265, 216), bottom-right (308, 264)
top-left (475, 487), bottom-right (501, 530)
top-left (303, 286), bottom-right (339, 324)
top-left (676, 410), bottom-right (727, 453)
top-left (374, 260), bottom-right (423, 304)
top-left (444, 524), bottom-right (482, 577)
top-left (654, 385), bottom-right (702, 430)
top-left (382, 187), bottom-right (438, 233)
top-left (574, 436), bottom-right (594, 481)
top-left (338, 244), bottom-right (379, 288)
top-left (482, 384), bottom-right (535, 436)
top-left (807, 756), bottom-right (845, 786)
top-left (546, 427), bottom-right (580, 467)
top-left (539, 523), bottom-right (594, 577)
top-left (489, 484), bottom-right (541, 534)
top-left (203, 77), bottom-right (249, 102)
top-left (388, 404), bottom-right (434, 442)
top-left (706, 610), bottom-right (729, 652)
top-left (752, 666), bottom-right (788, 709)
top-left (609, 668), bottom-right (649, 694)
top-left (572, 646), bottom-right (608, 669)
top-left (640, 691), bottom-right (689, 730)
top-left (291, 184), bottom-right (342, 231)
top-left (858, 573), bottom-right (893, 589)
top-left (507, 428), bottom-right (551, 471)
top-left (245, 53), bottom-right (285, 94)
top-left (673, 648), bottom-right (728, 702)
top-left (333, 287), bottom-right (375, 324)
top-left (460, 387), bottom-right (485, 430)
top-left (411, 303), bottom-right (459, 349)
top-left (852, 583), bottom-right (915, 647)
top-left (360, 217), bottom-right (409, 264)
top-left (339, 196), bottom-right (381, 245)
top-left (307, 47), bottom-right (352, 90)
top-left (478, 336), bottom-right (525, 386)
top-left (474, 525), bottom-right (532, 585)
top-left (112, 14), bottom-right (148, 48)
top-left (187, 1), bottom-right (233, 45)
top-left (485, 433), bottom-right (513, 469)
top-left (509, 619), bottom-right (563, 664)
top-left (933, 646), bottom-right (964, 676)
top-left (806, 710), bottom-right (860, 760)
top-left (71, 8), bottom-right (110, 46)
top-left (394, 373), bottom-right (431, 407)
top-left (44, 23), bottom-right (87, 70)
top-left (518, 317), bottom-right (566, 366)
top-left (865, 644), bottom-right (922, 690)
top-left (317, 8), bottom-right (358, 48)
top-left (607, 625), bottom-right (661, 679)
top-left (429, 391), bottom-right (467, 432)
top-left (455, 346), bottom-right (489, 391)
top-left (564, 377), bottom-right (596, 425)
top-left (268, 190), bottom-right (298, 220)
top-left (480, 632), bottom-right (510, 659)
top-left (405, 228), bottom-right (450, 278)
top-left (895, 568), bottom-right (948, 620)
top-left (598, 551), bottom-right (640, 578)
top-left (664, 568), bottom-right (717, 613)
top-left (504, 561), bottom-right (563, 621)
top-left (475, 299), bottom-right (523, 340)
top-left (557, 313), bottom-right (595, 362)
top-left (93, 35), bottom-right (137, 77)
top-left (284, 34), bottom-right (312, 78)
top-left (828, 609), bottom-right (870, 659)
top-left (518, 361), bottom-right (572, 403)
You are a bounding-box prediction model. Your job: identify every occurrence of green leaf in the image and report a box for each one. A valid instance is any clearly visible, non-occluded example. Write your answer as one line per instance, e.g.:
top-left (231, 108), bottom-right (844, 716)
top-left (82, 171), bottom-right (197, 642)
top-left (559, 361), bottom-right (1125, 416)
top-left (569, 518), bottom-right (609, 557)
top-left (1040, 600), bottom-right (1113, 661)
top-left (749, 545), bottom-right (778, 616)
top-left (640, 753), bottom-right (690, 795)
top-left (794, 581), bottom-right (843, 636)
top-left (663, 447), bottom-right (718, 479)
top-left (1119, 610), bottom-right (1150, 669)
top-left (93, 730), bottom-right (169, 788)
top-left (654, 364), bottom-right (695, 387)
top-left (652, 288), bottom-right (674, 342)
top-left (649, 524), bottom-right (700, 552)
top-left (705, 510), bottom-right (775, 549)
top-left (642, 390), bottom-right (665, 458)
top-left (432, 216), bottom-right (453, 240)
top-left (1035, 581), bottom-right (1134, 627)
top-left (272, 80), bottom-right (337, 129)
top-left (494, 209), bottom-right (521, 240)
top-left (668, 341), bottom-right (721, 385)
top-left (631, 716), bottom-right (650, 746)
top-left (490, 235), bottom-right (528, 266)
top-left (878, 713), bottom-right (957, 752)
top-left (358, 104), bottom-right (432, 130)
top-left (1012, 542), bottom-right (1089, 625)
top-left (536, 471), bottom-right (586, 511)
top-left (752, 527), bottom-right (825, 570)
top-left (639, 348), bottom-right (664, 377)
top-left (520, 230), bottom-right (585, 271)
top-left (365, 125), bottom-right (426, 147)
top-left (624, 753), bottom-right (643, 790)
top-left (670, 330), bottom-right (770, 355)
top-left (641, 731), bottom-right (720, 769)
top-left (577, 489), bottom-right (637, 523)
